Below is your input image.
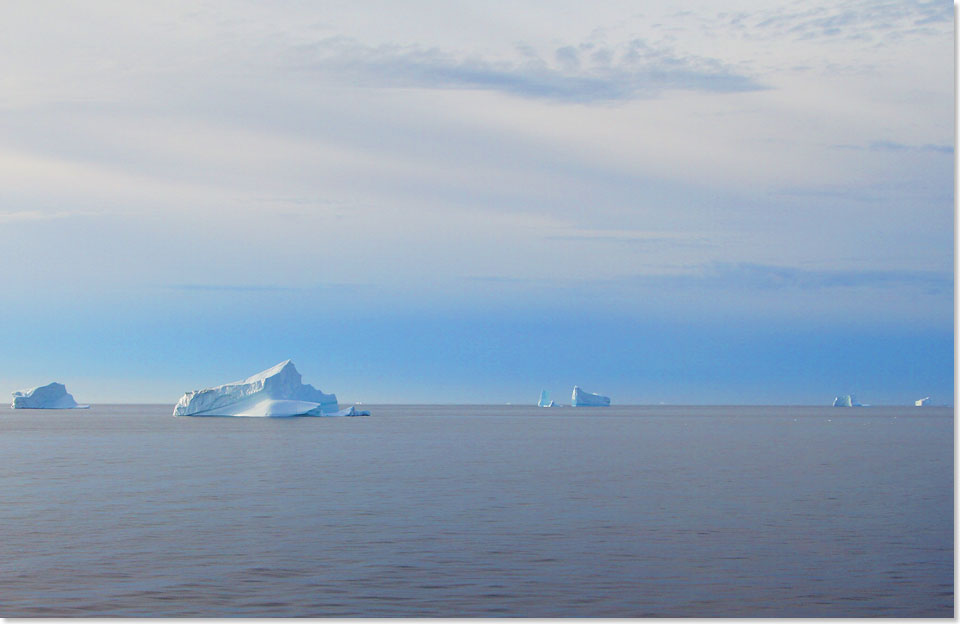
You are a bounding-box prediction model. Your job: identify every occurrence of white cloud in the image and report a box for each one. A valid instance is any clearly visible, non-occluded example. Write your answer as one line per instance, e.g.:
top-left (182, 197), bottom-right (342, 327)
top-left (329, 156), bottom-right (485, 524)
top-left (0, 1), bottom-right (950, 318)
top-left (0, 210), bottom-right (99, 224)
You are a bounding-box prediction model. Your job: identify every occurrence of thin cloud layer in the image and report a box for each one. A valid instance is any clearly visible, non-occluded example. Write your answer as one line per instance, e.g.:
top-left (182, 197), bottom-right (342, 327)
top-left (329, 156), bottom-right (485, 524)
top-left (726, 0), bottom-right (952, 42)
top-left (0, 210), bottom-right (101, 224)
top-left (469, 263), bottom-right (953, 295)
top-left (164, 283), bottom-right (363, 293)
top-left (833, 140), bottom-right (954, 154)
top-left (294, 37), bottom-right (766, 102)
top-left (700, 263), bottom-right (953, 293)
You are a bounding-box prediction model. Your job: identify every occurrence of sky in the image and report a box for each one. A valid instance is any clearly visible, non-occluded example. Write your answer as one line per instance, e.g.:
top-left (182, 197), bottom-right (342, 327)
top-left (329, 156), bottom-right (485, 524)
top-left (0, 0), bottom-right (954, 405)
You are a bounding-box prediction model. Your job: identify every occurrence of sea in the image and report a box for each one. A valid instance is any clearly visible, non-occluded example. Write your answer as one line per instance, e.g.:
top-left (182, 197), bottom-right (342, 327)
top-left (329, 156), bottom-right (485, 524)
top-left (0, 404), bottom-right (952, 617)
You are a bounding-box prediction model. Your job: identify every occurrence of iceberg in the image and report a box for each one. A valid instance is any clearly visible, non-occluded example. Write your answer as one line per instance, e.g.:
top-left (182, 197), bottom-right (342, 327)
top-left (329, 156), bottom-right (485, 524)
top-left (12, 382), bottom-right (88, 409)
top-left (173, 360), bottom-right (369, 417)
top-left (832, 394), bottom-right (862, 407)
top-left (915, 397), bottom-right (931, 407)
top-left (572, 386), bottom-right (610, 407)
top-left (538, 390), bottom-right (555, 407)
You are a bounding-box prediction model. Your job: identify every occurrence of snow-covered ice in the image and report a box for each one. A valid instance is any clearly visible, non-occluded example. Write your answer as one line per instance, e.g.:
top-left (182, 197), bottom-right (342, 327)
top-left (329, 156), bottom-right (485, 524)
top-left (12, 382), bottom-right (88, 409)
top-left (173, 360), bottom-right (369, 417)
top-left (571, 386), bottom-right (610, 407)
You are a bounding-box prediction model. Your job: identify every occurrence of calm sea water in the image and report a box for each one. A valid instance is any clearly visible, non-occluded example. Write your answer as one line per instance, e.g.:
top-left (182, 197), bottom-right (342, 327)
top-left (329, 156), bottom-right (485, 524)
top-left (0, 404), bottom-right (952, 617)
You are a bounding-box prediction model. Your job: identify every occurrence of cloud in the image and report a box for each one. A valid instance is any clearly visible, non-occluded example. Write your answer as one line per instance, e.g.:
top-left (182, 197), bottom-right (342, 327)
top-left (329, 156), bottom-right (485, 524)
top-left (463, 263), bottom-right (952, 298)
top-left (0, 210), bottom-right (101, 224)
top-left (292, 37), bottom-right (766, 102)
top-left (713, 263), bottom-right (951, 291)
top-left (544, 232), bottom-right (714, 248)
top-left (832, 140), bottom-right (954, 154)
top-left (772, 173), bottom-right (953, 204)
top-left (464, 275), bottom-right (547, 284)
top-left (164, 284), bottom-right (300, 293)
top-left (732, 1), bottom-right (952, 42)
top-left (640, 263), bottom-right (954, 294)
top-left (867, 140), bottom-right (952, 154)
top-left (163, 283), bottom-right (365, 293)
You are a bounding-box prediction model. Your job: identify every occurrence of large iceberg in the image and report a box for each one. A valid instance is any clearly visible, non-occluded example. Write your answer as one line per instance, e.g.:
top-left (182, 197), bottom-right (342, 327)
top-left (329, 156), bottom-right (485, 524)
top-left (538, 390), bottom-right (555, 407)
top-left (572, 386), bottom-right (610, 407)
top-left (173, 360), bottom-right (369, 417)
top-left (832, 394), bottom-right (862, 407)
top-left (12, 382), bottom-right (88, 409)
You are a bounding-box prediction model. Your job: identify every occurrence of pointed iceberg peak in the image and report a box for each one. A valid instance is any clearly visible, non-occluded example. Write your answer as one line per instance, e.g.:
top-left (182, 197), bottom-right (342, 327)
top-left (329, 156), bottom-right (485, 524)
top-left (12, 382), bottom-right (89, 409)
top-left (241, 359), bottom-right (299, 385)
top-left (173, 361), bottom-right (369, 418)
top-left (249, 359), bottom-right (294, 377)
top-left (538, 390), bottom-right (555, 407)
top-left (572, 386), bottom-right (610, 407)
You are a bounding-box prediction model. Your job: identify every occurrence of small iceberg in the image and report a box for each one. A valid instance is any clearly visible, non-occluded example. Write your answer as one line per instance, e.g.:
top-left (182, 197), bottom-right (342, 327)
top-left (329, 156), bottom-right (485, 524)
top-left (173, 360), bottom-right (370, 417)
top-left (832, 394), bottom-right (862, 407)
top-left (572, 386), bottom-right (610, 407)
top-left (915, 397), bottom-right (931, 407)
top-left (12, 382), bottom-right (89, 409)
top-left (538, 390), bottom-right (555, 407)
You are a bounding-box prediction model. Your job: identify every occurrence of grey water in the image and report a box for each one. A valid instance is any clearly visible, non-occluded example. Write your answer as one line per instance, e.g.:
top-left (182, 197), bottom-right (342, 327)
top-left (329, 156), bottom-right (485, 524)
top-left (0, 404), bottom-right (952, 617)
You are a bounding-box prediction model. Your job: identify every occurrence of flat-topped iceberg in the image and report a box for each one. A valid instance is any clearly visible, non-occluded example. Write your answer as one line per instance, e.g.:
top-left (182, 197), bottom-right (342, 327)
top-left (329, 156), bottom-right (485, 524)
top-left (572, 386), bottom-right (610, 407)
top-left (173, 360), bottom-right (369, 417)
top-left (12, 382), bottom-right (88, 409)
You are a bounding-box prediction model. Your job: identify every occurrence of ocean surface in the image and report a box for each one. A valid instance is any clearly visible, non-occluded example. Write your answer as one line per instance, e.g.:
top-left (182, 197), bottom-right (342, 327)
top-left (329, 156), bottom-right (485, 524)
top-left (0, 404), bottom-right (952, 617)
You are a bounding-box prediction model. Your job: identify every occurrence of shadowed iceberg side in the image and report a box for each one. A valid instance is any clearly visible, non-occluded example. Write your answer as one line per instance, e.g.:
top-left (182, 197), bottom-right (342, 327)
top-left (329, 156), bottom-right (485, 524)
top-left (173, 360), bottom-right (369, 417)
top-left (12, 382), bottom-right (89, 409)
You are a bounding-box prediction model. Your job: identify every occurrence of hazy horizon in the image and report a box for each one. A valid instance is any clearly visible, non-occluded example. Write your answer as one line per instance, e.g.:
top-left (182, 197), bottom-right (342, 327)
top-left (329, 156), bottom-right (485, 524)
top-left (1, 2), bottom-right (953, 405)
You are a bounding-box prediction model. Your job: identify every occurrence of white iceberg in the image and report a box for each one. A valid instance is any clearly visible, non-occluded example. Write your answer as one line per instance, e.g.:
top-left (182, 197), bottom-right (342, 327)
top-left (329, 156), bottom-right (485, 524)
top-left (572, 386), bottom-right (610, 407)
top-left (173, 360), bottom-right (369, 417)
top-left (915, 397), bottom-right (931, 407)
top-left (832, 394), bottom-right (862, 407)
top-left (12, 382), bottom-right (88, 409)
top-left (538, 390), bottom-right (555, 407)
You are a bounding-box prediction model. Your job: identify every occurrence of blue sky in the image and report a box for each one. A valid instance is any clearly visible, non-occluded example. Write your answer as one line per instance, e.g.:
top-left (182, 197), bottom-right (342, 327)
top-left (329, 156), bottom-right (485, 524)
top-left (0, 1), bottom-right (953, 405)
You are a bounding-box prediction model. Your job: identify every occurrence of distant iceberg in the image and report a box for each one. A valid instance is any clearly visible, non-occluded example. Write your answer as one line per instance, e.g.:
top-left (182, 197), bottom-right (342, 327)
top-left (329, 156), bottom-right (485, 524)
top-left (538, 390), bottom-right (555, 407)
top-left (12, 382), bottom-right (88, 409)
top-left (832, 394), bottom-right (862, 407)
top-left (173, 360), bottom-right (369, 417)
top-left (572, 386), bottom-right (610, 407)
top-left (915, 397), bottom-right (931, 407)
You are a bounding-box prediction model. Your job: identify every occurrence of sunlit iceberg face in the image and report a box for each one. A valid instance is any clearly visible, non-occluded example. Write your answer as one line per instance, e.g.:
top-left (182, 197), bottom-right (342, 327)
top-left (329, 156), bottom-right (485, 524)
top-left (173, 360), bottom-right (368, 417)
top-left (571, 386), bottom-right (610, 407)
top-left (12, 382), bottom-right (88, 409)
